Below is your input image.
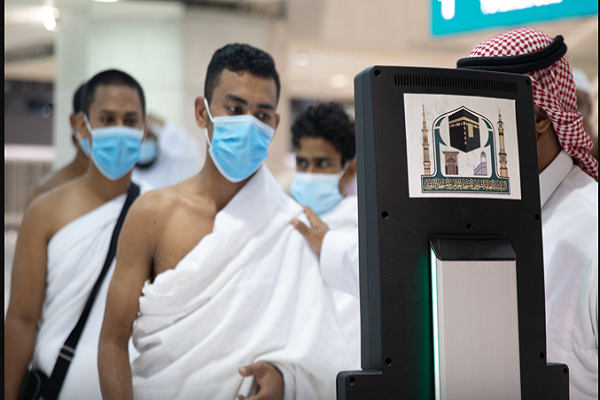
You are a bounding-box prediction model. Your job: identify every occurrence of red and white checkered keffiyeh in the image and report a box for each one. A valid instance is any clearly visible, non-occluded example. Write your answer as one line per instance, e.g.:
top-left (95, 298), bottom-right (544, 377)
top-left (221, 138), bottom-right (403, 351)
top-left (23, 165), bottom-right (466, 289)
top-left (468, 27), bottom-right (598, 181)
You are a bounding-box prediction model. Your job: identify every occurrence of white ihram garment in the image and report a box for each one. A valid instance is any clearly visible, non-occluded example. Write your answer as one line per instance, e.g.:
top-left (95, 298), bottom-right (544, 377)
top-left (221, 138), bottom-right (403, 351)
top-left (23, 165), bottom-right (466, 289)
top-left (319, 196), bottom-right (361, 369)
top-left (32, 190), bottom-right (141, 400)
top-left (132, 166), bottom-right (354, 400)
top-left (540, 150), bottom-right (598, 400)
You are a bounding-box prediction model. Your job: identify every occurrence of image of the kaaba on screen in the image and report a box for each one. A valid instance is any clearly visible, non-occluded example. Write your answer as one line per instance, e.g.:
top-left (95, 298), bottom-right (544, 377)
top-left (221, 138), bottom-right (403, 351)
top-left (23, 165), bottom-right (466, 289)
top-left (404, 93), bottom-right (521, 200)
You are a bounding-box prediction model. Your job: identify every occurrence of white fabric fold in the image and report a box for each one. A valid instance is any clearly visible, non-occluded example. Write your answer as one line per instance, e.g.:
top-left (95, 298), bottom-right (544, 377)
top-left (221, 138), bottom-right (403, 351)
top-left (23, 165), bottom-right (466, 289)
top-left (319, 196), bottom-right (361, 369)
top-left (132, 166), bottom-right (354, 400)
top-left (33, 192), bottom-right (128, 400)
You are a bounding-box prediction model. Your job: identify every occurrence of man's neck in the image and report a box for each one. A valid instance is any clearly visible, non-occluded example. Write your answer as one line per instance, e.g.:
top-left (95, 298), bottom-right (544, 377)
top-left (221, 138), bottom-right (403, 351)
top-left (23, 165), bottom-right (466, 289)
top-left (194, 158), bottom-right (252, 212)
top-left (59, 149), bottom-right (89, 180)
top-left (81, 166), bottom-right (133, 202)
top-left (537, 126), bottom-right (562, 174)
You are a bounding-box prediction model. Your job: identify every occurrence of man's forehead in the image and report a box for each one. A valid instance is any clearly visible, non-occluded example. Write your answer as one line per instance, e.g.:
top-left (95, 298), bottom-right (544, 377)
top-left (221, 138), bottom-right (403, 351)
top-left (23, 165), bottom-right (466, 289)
top-left (213, 69), bottom-right (278, 104)
top-left (298, 137), bottom-right (340, 156)
top-left (90, 85), bottom-right (143, 112)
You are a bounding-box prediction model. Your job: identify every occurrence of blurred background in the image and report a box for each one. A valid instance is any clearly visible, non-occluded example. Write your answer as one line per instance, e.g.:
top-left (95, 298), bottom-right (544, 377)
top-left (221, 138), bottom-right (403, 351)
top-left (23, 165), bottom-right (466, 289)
top-left (4, 0), bottom-right (598, 313)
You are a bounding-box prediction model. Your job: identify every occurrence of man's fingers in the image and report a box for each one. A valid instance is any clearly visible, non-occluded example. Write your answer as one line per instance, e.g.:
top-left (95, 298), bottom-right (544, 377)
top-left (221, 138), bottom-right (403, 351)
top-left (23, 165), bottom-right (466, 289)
top-left (239, 361), bottom-right (268, 378)
top-left (291, 218), bottom-right (310, 237)
top-left (302, 206), bottom-right (324, 228)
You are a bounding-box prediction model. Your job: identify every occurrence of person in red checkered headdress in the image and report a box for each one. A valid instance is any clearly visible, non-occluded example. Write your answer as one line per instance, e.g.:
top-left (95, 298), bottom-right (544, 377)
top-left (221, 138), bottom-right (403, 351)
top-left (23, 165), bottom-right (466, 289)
top-left (458, 27), bottom-right (598, 400)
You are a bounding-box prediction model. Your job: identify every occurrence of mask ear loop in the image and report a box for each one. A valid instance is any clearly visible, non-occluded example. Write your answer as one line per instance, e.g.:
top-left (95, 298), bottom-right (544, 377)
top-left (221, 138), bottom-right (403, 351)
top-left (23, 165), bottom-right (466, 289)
top-left (83, 113), bottom-right (94, 137)
top-left (203, 98), bottom-right (215, 149)
top-left (338, 161), bottom-right (352, 196)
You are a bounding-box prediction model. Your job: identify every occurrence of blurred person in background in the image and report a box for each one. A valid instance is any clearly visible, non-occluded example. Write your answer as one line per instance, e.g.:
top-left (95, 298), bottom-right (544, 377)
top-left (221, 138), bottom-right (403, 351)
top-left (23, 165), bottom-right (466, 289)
top-left (458, 27), bottom-right (598, 400)
top-left (572, 68), bottom-right (598, 160)
top-left (289, 102), bottom-right (358, 298)
top-left (5, 69), bottom-right (149, 400)
top-left (131, 114), bottom-right (202, 189)
top-left (26, 83), bottom-right (88, 209)
top-left (289, 102), bottom-right (360, 368)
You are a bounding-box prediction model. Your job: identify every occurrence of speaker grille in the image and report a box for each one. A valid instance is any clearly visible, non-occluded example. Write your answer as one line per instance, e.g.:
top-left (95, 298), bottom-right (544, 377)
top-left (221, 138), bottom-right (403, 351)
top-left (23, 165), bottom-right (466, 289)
top-left (394, 74), bottom-right (517, 93)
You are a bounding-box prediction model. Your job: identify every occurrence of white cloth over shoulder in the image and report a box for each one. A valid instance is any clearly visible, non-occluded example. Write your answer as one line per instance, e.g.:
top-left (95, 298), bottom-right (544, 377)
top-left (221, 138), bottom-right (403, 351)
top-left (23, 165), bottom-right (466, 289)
top-left (32, 191), bottom-right (130, 400)
top-left (132, 121), bottom-right (201, 189)
top-left (320, 196), bottom-right (359, 297)
top-left (540, 150), bottom-right (598, 400)
top-left (132, 166), bottom-right (354, 400)
top-left (319, 196), bottom-right (361, 369)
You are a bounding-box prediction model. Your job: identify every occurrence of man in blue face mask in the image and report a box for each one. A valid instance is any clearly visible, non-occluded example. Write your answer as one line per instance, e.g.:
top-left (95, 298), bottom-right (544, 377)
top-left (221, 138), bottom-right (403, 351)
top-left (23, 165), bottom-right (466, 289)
top-left (99, 44), bottom-right (356, 400)
top-left (288, 103), bottom-right (361, 369)
top-left (5, 69), bottom-right (148, 400)
top-left (289, 103), bottom-right (359, 299)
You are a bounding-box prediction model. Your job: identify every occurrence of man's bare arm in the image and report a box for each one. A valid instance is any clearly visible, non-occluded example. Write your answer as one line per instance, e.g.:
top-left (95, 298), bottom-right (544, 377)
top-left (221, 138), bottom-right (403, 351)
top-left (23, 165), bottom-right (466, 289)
top-left (4, 201), bottom-right (50, 400)
top-left (98, 196), bottom-right (156, 400)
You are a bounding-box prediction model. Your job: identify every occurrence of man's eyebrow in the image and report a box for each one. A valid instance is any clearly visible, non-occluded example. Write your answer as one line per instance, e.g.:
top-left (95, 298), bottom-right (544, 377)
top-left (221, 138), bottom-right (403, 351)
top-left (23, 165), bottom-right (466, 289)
top-left (225, 94), bottom-right (248, 105)
top-left (256, 103), bottom-right (275, 111)
top-left (225, 94), bottom-right (275, 111)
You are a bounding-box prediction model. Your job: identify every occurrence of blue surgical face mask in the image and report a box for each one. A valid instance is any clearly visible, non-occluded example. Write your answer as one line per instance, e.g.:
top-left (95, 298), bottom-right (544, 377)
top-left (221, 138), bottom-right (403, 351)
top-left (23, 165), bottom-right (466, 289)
top-left (137, 138), bottom-right (159, 169)
top-left (84, 114), bottom-right (144, 180)
top-left (204, 98), bottom-right (274, 182)
top-left (290, 163), bottom-right (348, 215)
top-left (75, 131), bottom-right (90, 157)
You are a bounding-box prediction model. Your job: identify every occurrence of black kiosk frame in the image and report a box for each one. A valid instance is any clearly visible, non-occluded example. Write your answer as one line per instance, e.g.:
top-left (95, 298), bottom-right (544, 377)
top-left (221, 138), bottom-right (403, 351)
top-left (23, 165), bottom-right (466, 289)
top-left (337, 66), bottom-right (569, 400)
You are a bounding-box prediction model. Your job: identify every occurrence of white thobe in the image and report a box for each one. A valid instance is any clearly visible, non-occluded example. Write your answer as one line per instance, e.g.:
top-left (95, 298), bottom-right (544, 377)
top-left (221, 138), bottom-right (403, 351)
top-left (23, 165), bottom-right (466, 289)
top-left (540, 150), bottom-right (598, 400)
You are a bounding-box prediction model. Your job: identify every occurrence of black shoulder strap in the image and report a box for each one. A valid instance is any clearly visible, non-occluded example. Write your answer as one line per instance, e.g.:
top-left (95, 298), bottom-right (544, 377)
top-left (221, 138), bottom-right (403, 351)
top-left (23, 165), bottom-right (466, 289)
top-left (47, 183), bottom-right (140, 400)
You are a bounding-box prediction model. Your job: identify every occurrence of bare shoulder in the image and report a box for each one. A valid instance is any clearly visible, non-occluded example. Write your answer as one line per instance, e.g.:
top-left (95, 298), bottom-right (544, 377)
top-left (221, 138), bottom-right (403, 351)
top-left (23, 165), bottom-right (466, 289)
top-left (125, 183), bottom-right (192, 232)
top-left (26, 168), bottom-right (81, 209)
top-left (132, 184), bottom-right (186, 217)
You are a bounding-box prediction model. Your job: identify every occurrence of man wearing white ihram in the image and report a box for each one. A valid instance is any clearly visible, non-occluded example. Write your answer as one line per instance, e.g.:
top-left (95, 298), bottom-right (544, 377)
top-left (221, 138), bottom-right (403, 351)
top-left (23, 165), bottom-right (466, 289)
top-left (5, 69), bottom-right (150, 400)
top-left (458, 27), bottom-right (598, 400)
top-left (288, 103), bottom-right (361, 369)
top-left (98, 43), bottom-right (354, 400)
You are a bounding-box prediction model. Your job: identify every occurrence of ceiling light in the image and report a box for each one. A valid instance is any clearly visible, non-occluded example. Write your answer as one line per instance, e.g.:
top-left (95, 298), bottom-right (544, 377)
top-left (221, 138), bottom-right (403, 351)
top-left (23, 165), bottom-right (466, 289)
top-left (296, 53), bottom-right (310, 66)
top-left (330, 74), bottom-right (351, 89)
top-left (43, 7), bottom-right (59, 32)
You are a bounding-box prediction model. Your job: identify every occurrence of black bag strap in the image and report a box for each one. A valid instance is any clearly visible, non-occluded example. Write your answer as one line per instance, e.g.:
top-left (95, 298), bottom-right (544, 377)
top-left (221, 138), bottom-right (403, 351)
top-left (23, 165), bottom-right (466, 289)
top-left (47, 183), bottom-right (140, 400)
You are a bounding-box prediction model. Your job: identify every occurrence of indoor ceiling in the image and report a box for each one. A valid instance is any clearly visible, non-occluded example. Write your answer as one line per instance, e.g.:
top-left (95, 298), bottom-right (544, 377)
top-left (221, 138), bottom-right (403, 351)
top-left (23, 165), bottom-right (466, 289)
top-left (5, 0), bottom-right (598, 100)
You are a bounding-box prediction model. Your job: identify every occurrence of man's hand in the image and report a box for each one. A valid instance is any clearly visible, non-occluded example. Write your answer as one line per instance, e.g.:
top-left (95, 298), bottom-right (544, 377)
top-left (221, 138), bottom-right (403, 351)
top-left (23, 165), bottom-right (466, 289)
top-left (290, 206), bottom-right (329, 257)
top-left (237, 361), bottom-right (284, 400)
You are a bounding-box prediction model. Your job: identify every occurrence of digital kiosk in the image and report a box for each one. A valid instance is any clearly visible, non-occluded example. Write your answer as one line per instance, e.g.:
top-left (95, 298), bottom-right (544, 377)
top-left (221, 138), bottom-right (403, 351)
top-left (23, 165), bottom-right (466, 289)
top-left (337, 66), bottom-right (570, 400)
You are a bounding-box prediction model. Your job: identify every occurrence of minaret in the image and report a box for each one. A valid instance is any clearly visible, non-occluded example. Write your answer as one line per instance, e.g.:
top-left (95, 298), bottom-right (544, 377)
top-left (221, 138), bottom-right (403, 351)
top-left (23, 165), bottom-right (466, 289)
top-left (422, 105), bottom-right (431, 175)
top-left (498, 109), bottom-right (508, 177)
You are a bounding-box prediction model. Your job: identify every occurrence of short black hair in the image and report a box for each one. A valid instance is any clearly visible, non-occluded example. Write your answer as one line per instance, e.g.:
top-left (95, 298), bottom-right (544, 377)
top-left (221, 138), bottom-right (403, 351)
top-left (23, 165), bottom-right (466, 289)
top-left (82, 69), bottom-right (146, 117)
top-left (204, 43), bottom-right (280, 104)
top-left (72, 83), bottom-right (86, 114)
top-left (292, 102), bottom-right (356, 165)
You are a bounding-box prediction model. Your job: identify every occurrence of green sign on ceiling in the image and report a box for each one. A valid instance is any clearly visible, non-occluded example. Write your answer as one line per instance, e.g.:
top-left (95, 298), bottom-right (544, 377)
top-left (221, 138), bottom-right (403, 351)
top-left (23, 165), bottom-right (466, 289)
top-left (431, 0), bottom-right (598, 36)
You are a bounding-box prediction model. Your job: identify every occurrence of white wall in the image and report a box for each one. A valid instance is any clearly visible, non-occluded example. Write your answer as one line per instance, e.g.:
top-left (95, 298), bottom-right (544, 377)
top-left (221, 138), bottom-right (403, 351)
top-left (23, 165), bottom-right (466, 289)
top-left (53, 1), bottom-right (186, 169)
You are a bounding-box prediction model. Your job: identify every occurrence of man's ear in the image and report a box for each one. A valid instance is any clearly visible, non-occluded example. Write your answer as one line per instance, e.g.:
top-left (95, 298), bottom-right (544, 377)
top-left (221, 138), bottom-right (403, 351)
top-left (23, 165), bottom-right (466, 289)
top-left (272, 114), bottom-right (281, 139)
top-left (195, 96), bottom-right (209, 129)
top-left (69, 113), bottom-right (77, 132)
top-left (346, 158), bottom-right (357, 180)
top-left (534, 105), bottom-right (552, 134)
top-left (340, 158), bottom-right (357, 187)
top-left (76, 112), bottom-right (91, 140)
top-left (142, 117), bottom-right (148, 142)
